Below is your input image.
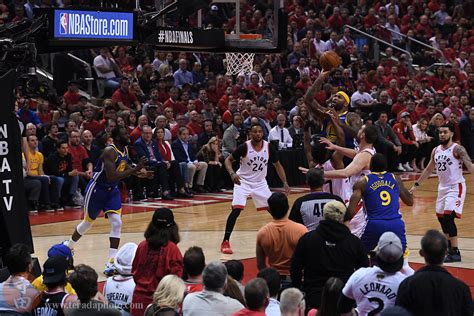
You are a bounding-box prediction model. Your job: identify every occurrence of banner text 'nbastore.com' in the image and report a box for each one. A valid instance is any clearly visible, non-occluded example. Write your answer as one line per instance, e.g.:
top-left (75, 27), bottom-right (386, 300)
top-left (53, 10), bottom-right (134, 40)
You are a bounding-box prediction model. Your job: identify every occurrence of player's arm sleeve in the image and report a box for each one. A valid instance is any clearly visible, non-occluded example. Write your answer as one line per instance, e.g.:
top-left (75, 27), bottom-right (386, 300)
top-left (290, 234), bottom-right (307, 289)
top-left (269, 142), bottom-right (279, 163)
top-left (288, 199), bottom-right (304, 225)
top-left (231, 143), bottom-right (247, 161)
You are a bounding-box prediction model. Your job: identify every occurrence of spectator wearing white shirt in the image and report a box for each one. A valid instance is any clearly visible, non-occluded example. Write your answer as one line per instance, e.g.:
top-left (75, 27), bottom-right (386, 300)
top-left (93, 48), bottom-right (122, 93)
top-left (386, 15), bottom-right (402, 45)
top-left (350, 82), bottom-right (376, 113)
top-left (269, 114), bottom-right (293, 149)
top-left (312, 30), bottom-right (328, 56)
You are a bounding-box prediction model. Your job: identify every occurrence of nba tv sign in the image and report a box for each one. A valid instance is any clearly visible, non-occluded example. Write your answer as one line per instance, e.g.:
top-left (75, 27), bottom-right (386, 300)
top-left (0, 70), bottom-right (33, 254)
top-left (53, 9), bottom-right (134, 40)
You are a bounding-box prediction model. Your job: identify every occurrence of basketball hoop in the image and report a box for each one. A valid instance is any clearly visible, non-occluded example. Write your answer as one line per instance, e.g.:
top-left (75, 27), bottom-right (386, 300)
top-left (225, 52), bottom-right (255, 76)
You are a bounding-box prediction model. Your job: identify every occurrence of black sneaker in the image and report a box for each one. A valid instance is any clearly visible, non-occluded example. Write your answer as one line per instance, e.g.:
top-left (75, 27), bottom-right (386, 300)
top-left (444, 252), bottom-right (461, 263)
top-left (40, 204), bottom-right (55, 212)
top-left (177, 191), bottom-right (193, 198)
top-left (51, 203), bottom-right (64, 212)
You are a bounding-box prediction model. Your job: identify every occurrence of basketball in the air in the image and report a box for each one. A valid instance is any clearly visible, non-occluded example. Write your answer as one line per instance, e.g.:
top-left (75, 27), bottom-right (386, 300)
top-left (319, 51), bottom-right (341, 70)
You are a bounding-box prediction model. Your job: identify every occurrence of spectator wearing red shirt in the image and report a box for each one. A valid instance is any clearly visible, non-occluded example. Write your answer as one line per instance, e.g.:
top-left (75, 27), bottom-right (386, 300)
top-left (186, 111), bottom-right (203, 136)
top-left (68, 130), bottom-right (92, 190)
top-left (415, 92), bottom-right (433, 118)
top-left (247, 73), bottom-right (263, 98)
top-left (206, 80), bottom-right (220, 105)
top-left (233, 278), bottom-right (269, 316)
top-left (81, 105), bottom-right (102, 137)
top-left (415, 15), bottom-right (433, 39)
top-left (393, 112), bottom-right (419, 171)
top-left (171, 114), bottom-right (187, 140)
top-left (328, 7), bottom-right (344, 33)
top-left (364, 8), bottom-right (379, 30)
top-left (288, 5), bottom-right (307, 30)
top-left (131, 208), bottom-right (183, 316)
top-left (194, 89), bottom-right (209, 114)
top-left (112, 78), bottom-right (142, 111)
top-left (183, 246), bottom-right (205, 294)
top-left (164, 86), bottom-right (186, 115)
top-left (391, 94), bottom-right (406, 119)
top-left (130, 115), bottom-right (149, 144)
top-left (63, 80), bottom-right (81, 112)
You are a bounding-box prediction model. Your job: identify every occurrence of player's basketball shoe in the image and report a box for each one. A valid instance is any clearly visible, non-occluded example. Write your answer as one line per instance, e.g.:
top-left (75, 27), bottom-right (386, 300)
top-left (104, 259), bottom-right (117, 276)
top-left (221, 241), bottom-right (233, 254)
top-left (444, 250), bottom-right (461, 263)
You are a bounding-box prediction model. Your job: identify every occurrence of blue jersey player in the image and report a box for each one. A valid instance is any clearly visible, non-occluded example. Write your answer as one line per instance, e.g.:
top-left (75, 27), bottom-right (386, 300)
top-left (347, 153), bottom-right (413, 254)
top-left (64, 126), bottom-right (152, 275)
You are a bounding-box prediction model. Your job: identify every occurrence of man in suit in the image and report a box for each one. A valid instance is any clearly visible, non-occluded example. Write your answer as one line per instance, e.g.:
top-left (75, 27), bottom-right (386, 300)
top-left (172, 127), bottom-right (208, 193)
top-left (134, 125), bottom-right (174, 200)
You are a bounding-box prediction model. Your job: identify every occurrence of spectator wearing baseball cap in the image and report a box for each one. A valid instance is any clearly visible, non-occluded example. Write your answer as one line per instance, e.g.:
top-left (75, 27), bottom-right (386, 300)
top-left (131, 208), bottom-right (183, 316)
top-left (290, 201), bottom-right (368, 310)
top-left (338, 232), bottom-right (411, 315)
top-left (33, 256), bottom-right (78, 316)
top-left (32, 243), bottom-right (76, 294)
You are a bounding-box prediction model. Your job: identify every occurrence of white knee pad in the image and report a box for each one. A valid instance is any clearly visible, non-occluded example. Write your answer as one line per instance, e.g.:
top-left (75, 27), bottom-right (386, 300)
top-left (76, 220), bottom-right (92, 236)
top-left (108, 213), bottom-right (122, 239)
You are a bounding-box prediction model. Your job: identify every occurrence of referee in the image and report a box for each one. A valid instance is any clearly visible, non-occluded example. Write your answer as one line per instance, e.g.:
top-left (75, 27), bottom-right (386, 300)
top-left (289, 168), bottom-right (344, 231)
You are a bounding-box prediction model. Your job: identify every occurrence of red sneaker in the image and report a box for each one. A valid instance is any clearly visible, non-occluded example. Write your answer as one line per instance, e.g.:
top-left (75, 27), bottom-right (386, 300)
top-left (221, 241), bottom-right (233, 254)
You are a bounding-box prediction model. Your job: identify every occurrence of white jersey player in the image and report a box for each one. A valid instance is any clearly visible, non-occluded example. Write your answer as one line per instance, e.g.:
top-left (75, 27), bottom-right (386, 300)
top-left (320, 125), bottom-right (378, 236)
top-left (412, 125), bottom-right (474, 262)
top-left (339, 232), bottom-right (411, 316)
top-left (221, 124), bottom-right (290, 254)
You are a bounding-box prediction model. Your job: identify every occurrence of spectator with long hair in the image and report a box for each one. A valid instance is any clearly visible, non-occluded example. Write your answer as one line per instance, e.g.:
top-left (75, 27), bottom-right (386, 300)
top-left (131, 208), bottom-right (183, 316)
top-left (413, 116), bottom-right (434, 170)
top-left (307, 278), bottom-right (344, 316)
top-left (196, 136), bottom-right (223, 192)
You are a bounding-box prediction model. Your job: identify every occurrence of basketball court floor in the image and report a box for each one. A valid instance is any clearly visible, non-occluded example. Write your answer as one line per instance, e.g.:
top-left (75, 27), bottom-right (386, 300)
top-left (30, 174), bottom-right (474, 288)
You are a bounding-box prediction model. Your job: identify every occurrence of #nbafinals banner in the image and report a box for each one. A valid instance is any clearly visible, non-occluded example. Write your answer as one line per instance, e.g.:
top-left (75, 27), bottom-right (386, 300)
top-left (0, 70), bottom-right (33, 256)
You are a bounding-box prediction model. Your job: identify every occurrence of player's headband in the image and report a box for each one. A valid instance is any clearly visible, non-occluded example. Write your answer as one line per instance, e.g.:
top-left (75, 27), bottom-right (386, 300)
top-left (336, 91), bottom-right (350, 105)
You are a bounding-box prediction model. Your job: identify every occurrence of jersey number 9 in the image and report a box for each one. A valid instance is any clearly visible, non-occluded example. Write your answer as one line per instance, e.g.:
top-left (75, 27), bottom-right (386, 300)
top-left (380, 190), bottom-right (391, 206)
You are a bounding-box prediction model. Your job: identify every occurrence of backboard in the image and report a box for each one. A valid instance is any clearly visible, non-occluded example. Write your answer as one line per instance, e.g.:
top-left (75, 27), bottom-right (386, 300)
top-left (146, 0), bottom-right (287, 53)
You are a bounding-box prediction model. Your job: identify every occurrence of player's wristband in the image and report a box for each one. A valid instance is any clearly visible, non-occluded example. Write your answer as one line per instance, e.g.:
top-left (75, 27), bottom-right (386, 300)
top-left (414, 182), bottom-right (420, 187)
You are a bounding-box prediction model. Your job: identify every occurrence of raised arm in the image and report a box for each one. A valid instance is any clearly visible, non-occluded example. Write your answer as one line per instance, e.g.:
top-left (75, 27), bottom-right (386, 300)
top-left (394, 174), bottom-right (414, 206)
top-left (324, 151), bottom-right (371, 179)
top-left (455, 145), bottom-right (474, 174)
top-left (304, 70), bottom-right (331, 113)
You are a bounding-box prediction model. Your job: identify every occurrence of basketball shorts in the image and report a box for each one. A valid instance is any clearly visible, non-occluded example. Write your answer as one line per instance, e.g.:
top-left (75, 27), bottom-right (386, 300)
top-left (436, 182), bottom-right (466, 218)
top-left (232, 180), bottom-right (272, 211)
top-left (83, 181), bottom-right (122, 222)
top-left (360, 218), bottom-right (407, 253)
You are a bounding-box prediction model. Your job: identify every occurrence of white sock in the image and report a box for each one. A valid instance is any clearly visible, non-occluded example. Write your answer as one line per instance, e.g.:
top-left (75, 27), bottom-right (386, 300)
top-left (64, 239), bottom-right (75, 249)
top-left (109, 248), bottom-right (118, 262)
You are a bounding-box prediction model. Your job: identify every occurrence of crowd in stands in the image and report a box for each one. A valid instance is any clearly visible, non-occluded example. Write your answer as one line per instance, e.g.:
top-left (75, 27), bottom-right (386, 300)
top-left (15, 0), bottom-right (474, 212)
top-left (1, 202), bottom-right (473, 315)
top-left (2, 0), bottom-right (474, 314)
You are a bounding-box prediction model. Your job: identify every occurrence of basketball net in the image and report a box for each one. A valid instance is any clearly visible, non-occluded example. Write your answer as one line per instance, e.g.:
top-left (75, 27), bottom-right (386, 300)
top-left (225, 52), bottom-right (255, 76)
